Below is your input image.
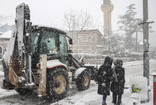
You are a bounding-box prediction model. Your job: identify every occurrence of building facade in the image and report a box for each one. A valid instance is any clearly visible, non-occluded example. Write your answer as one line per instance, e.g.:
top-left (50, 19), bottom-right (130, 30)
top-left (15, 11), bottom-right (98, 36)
top-left (67, 30), bottom-right (104, 55)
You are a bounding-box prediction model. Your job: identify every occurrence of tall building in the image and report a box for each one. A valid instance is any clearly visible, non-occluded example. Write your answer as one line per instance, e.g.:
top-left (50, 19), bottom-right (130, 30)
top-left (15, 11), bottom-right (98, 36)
top-left (101, 0), bottom-right (114, 36)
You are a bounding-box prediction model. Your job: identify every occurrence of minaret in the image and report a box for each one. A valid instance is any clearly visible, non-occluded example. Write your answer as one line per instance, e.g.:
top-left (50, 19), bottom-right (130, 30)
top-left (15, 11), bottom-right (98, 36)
top-left (101, 0), bottom-right (114, 36)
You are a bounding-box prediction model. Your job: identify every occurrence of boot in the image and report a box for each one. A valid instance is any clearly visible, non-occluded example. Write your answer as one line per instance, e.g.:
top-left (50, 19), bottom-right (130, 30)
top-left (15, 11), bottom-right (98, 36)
top-left (116, 102), bottom-right (121, 105)
top-left (112, 93), bottom-right (117, 104)
top-left (117, 94), bottom-right (122, 105)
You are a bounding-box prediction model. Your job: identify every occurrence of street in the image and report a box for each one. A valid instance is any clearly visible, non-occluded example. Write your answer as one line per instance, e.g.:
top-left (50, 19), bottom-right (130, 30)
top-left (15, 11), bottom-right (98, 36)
top-left (54, 59), bottom-right (156, 105)
top-left (0, 59), bottom-right (155, 105)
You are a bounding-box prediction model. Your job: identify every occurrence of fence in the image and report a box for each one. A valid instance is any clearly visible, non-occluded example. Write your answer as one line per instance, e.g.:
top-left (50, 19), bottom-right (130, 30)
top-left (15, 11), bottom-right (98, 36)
top-left (72, 53), bottom-right (143, 65)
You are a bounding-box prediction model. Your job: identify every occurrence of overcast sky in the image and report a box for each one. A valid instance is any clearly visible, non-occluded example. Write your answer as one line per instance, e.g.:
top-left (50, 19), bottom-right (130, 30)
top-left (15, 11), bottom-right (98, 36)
top-left (0, 0), bottom-right (156, 45)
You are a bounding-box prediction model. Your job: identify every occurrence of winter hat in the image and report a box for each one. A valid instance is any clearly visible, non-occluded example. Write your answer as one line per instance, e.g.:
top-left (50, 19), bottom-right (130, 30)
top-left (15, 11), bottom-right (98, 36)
top-left (115, 59), bottom-right (123, 66)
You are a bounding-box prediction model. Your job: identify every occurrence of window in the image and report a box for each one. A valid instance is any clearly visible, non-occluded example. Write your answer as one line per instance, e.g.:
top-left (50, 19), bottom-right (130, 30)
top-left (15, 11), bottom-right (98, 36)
top-left (32, 32), bottom-right (39, 54)
top-left (40, 30), bottom-right (58, 55)
top-left (82, 35), bottom-right (86, 42)
top-left (78, 49), bottom-right (83, 53)
top-left (88, 35), bottom-right (92, 42)
top-left (59, 34), bottom-right (68, 56)
top-left (87, 49), bottom-right (92, 53)
top-left (59, 34), bottom-right (68, 66)
top-left (78, 35), bottom-right (82, 43)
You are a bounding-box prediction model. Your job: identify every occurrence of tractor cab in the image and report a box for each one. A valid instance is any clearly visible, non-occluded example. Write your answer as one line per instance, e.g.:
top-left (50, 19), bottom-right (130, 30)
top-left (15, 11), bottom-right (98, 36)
top-left (31, 26), bottom-right (72, 68)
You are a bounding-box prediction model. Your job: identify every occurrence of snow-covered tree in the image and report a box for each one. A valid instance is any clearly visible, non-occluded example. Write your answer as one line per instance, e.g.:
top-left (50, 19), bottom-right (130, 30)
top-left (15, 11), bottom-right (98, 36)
top-left (0, 15), bottom-right (6, 26)
top-left (117, 4), bottom-right (142, 52)
top-left (110, 33), bottom-right (125, 55)
top-left (0, 15), bottom-right (13, 27)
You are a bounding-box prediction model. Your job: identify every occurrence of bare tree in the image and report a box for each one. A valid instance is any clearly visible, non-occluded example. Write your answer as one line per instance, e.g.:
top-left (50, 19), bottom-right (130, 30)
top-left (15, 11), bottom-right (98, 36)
top-left (0, 15), bottom-right (6, 26)
top-left (0, 15), bottom-right (14, 27)
top-left (64, 10), bottom-right (97, 44)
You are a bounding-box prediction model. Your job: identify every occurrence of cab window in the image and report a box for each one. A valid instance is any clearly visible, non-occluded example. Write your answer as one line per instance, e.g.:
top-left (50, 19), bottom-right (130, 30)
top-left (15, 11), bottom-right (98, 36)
top-left (59, 34), bottom-right (68, 56)
top-left (40, 30), bottom-right (58, 54)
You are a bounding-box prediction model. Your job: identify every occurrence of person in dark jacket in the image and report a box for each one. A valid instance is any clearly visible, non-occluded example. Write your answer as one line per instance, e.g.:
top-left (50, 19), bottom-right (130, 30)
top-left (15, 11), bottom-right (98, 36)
top-left (111, 59), bottom-right (125, 105)
top-left (97, 56), bottom-right (113, 105)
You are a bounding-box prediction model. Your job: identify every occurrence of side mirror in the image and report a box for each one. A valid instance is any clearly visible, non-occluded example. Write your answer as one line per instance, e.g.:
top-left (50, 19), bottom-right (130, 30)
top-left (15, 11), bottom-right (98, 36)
top-left (69, 38), bottom-right (73, 45)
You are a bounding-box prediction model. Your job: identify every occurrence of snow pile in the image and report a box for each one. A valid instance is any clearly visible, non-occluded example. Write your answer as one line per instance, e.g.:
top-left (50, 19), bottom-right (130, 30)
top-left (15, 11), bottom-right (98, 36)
top-left (0, 88), bottom-right (17, 98)
top-left (129, 77), bottom-right (148, 100)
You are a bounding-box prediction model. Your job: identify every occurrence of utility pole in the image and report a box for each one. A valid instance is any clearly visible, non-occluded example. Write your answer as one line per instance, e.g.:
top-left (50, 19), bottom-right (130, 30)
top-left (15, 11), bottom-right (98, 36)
top-left (139, 0), bottom-right (154, 103)
top-left (143, 0), bottom-right (149, 86)
top-left (142, 0), bottom-right (154, 85)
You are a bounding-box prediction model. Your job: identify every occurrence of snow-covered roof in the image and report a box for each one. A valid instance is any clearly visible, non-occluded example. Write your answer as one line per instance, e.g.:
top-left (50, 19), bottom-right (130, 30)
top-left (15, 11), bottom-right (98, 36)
top-left (0, 30), bottom-right (12, 39)
top-left (33, 24), bottom-right (67, 34)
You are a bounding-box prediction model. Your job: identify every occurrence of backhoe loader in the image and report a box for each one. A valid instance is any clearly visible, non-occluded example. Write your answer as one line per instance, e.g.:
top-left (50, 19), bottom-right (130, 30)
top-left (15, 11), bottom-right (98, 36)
top-left (2, 3), bottom-right (97, 99)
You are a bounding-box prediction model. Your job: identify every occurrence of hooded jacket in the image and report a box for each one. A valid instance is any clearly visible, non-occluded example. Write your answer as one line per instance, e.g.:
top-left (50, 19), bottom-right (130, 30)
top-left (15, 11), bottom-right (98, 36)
top-left (97, 56), bottom-right (113, 95)
top-left (111, 59), bottom-right (125, 94)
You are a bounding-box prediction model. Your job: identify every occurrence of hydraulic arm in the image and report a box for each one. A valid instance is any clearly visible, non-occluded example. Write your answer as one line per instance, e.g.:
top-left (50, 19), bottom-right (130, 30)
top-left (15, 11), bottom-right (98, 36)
top-left (3, 3), bottom-right (34, 88)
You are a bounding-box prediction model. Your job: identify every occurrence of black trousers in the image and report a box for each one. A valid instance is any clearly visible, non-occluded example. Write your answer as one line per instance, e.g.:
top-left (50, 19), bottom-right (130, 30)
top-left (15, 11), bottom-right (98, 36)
top-left (112, 93), bottom-right (122, 104)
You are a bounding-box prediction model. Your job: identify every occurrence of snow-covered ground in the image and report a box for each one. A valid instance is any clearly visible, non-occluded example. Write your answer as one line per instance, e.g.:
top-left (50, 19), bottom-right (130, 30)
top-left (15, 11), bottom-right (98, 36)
top-left (0, 59), bottom-right (156, 105)
top-left (0, 88), bottom-right (17, 99)
top-left (53, 60), bottom-right (155, 105)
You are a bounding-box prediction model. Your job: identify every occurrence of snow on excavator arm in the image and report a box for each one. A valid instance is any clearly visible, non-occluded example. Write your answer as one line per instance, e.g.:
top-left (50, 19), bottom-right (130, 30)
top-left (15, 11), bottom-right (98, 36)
top-left (3, 3), bottom-right (33, 88)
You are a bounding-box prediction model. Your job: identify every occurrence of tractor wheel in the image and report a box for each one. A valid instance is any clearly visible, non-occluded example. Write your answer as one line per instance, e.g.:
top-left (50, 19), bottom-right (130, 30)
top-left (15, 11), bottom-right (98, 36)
top-left (15, 88), bottom-right (33, 95)
top-left (76, 70), bottom-right (91, 91)
top-left (46, 67), bottom-right (68, 100)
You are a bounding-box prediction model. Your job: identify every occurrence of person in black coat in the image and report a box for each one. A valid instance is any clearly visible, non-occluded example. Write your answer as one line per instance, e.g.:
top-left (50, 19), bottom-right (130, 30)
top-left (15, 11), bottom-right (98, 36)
top-left (111, 59), bottom-right (125, 105)
top-left (97, 56), bottom-right (113, 105)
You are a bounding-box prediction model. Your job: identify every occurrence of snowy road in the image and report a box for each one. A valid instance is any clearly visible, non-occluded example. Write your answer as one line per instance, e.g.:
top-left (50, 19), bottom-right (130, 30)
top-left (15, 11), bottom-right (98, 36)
top-left (53, 59), bottom-right (156, 105)
top-left (0, 59), bottom-right (156, 105)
